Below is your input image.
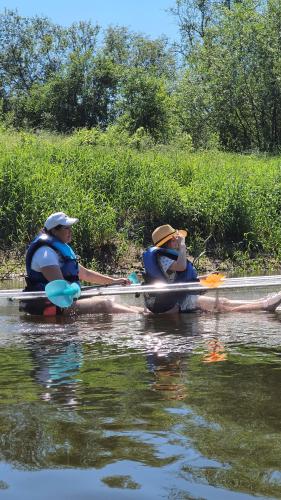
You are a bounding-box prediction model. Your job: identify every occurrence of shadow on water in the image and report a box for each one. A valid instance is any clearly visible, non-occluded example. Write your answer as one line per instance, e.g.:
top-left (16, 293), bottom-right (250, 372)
top-left (0, 296), bottom-right (281, 498)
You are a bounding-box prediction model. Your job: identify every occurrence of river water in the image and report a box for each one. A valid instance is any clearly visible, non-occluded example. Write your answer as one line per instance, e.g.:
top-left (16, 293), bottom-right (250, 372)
top-left (0, 282), bottom-right (281, 499)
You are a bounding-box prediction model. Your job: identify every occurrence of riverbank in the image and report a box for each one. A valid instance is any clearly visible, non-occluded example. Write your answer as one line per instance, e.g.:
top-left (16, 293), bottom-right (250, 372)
top-left (1, 128), bottom-right (281, 274)
top-left (0, 248), bottom-right (279, 283)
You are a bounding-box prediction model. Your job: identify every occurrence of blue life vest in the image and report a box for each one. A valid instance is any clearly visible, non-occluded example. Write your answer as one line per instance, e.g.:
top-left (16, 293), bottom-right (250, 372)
top-left (25, 232), bottom-right (80, 291)
top-left (142, 246), bottom-right (198, 284)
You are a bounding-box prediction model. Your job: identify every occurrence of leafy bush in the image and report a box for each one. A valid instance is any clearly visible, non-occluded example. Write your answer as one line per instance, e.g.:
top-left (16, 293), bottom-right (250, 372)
top-left (1, 129), bottom-right (281, 270)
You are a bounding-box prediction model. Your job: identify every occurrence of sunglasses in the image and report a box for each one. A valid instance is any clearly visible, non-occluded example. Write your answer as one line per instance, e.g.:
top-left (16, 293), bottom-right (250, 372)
top-left (55, 225), bottom-right (72, 230)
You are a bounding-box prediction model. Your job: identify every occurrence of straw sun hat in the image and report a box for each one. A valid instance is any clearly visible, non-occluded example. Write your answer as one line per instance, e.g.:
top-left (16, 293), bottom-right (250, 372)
top-left (152, 224), bottom-right (188, 247)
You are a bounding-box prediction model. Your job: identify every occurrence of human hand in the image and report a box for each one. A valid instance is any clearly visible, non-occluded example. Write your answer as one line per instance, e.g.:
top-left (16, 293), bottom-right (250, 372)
top-left (112, 277), bottom-right (131, 286)
top-left (175, 231), bottom-right (186, 248)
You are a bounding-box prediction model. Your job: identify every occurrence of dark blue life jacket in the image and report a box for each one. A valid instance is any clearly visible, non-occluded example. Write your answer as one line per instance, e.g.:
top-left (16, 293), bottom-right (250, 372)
top-left (25, 232), bottom-right (80, 291)
top-left (142, 246), bottom-right (198, 284)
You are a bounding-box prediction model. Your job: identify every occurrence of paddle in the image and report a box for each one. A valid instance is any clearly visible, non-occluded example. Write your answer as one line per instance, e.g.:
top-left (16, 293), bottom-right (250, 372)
top-left (43, 274), bottom-right (281, 308)
top-left (128, 272), bottom-right (141, 284)
top-left (1, 274), bottom-right (281, 303)
top-left (45, 273), bottom-right (140, 307)
top-left (45, 280), bottom-right (81, 307)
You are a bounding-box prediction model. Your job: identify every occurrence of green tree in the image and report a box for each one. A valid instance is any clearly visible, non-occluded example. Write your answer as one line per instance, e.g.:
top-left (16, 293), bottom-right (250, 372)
top-left (173, 0), bottom-right (281, 151)
top-left (0, 9), bottom-right (67, 93)
top-left (103, 26), bottom-right (177, 79)
top-left (119, 69), bottom-right (172, 141)
top-left (11, 52), bottom-right (119, 131)
top-left (0, 10), bottom-right (177, 136)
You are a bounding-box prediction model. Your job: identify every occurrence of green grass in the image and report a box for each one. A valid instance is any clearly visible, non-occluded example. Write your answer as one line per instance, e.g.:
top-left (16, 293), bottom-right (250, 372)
top-left (1, 127), bottom-right (281, 272)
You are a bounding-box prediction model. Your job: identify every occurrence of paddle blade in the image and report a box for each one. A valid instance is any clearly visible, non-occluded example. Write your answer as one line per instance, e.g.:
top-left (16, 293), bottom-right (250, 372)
top-left (45, 280), bottom-right (81, 308)
top-left (199, 273), bottom-right (226, 288)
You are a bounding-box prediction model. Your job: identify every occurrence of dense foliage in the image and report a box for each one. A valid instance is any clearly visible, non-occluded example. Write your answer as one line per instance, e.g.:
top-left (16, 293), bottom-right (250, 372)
top-left (1, 3), bottom-right (281, 271)
top-left (1, 1), bottom-right (281, 152)
top-left (0, 128), bottom-right (281, 271)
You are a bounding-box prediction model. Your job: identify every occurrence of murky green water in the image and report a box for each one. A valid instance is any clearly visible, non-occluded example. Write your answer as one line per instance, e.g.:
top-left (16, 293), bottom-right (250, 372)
top-left (0, 283), bottom-right (281, 499)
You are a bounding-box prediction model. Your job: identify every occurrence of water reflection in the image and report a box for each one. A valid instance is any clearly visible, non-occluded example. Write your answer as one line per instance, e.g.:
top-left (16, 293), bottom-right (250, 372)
top-left (31, 338), bottom-right (83, 406)
top-left (202, 338), bottom-right (227, 363)
top-left (0, 299), bottom-right (280, 498)
top-left (146, 351), bottom-right (189, 400)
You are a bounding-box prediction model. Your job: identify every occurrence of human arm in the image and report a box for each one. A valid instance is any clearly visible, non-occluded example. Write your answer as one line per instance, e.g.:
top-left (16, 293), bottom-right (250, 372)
top-left (40, 266), bottom-right (64, 281)
top-left (78, 264), bottom-right (130, 285)
top-left (168, 235), bottom-right (187, 272)
top-left (31, 246), bottom-right (64, 281)
top-left (33, 246), bottom-right (129, 285)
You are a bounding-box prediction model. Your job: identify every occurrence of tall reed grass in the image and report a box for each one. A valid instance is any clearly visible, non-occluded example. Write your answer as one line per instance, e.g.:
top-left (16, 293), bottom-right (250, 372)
top-left (0, 128), bottom-right (281, 270)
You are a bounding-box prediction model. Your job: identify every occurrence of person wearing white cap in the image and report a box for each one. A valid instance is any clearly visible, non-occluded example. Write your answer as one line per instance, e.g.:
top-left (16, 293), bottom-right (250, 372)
top-left (22, 212), bottom-right (145, 316)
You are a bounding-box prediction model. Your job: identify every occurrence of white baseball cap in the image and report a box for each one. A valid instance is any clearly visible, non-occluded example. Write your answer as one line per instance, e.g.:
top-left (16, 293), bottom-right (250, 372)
top-left (44, 212), bottom-right (79, 230)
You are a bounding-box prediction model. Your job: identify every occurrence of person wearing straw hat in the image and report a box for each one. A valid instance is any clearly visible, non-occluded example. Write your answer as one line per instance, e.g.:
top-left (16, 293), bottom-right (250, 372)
top-left (143, 224), bottom-right (281, 314)
top-left (21, 212), bottom-right (146, 316)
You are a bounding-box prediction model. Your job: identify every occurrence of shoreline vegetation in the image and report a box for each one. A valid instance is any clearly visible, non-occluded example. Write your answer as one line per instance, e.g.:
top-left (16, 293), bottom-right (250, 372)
top-left (1, 5), bottom-right (281, 280)
top-left (0, 128), bottom-right (281, 282)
